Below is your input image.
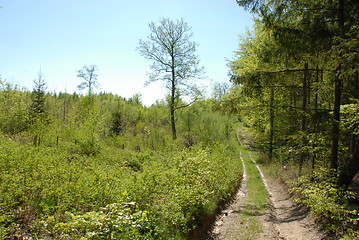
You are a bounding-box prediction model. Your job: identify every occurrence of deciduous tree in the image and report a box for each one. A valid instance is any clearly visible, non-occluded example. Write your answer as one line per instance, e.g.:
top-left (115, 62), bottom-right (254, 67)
top-left (137, 18), bottom-right (204, 139)
top-left (77, 65), bottom-right (99, 96)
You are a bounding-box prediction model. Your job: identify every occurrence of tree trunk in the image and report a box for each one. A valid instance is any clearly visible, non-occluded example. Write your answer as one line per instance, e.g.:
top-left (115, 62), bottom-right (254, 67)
top-left (330, 0), bottom-right (345, 172)
top-left (312, 66), bottom-right (320, 170)
top-left (336, 73), bottom-right (358, 187)
top-left (269, 87), bottom-right (274, 161)
top-left (330, 65), bottom-right (342, 171)
top-left (337, 134), bottom-right (359, 188)
top-left (352, 71), bottom-right (358, 99)
top-left (171, 53), bottom-right (177, 140)
top-left (338, 0), bottom-right (345, 32)
top-left (170, 101), bottom-right (176, 139)
top-left (299, 62), bottom-right (308, 172)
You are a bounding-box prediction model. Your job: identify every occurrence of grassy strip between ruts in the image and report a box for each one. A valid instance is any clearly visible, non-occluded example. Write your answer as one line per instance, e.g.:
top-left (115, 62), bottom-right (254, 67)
top-left (234, 147), bottom-right (268, 240)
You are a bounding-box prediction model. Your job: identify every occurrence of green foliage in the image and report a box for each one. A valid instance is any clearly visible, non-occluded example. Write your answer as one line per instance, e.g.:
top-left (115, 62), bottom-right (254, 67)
top-left (177, 101), bottom-right (236, 147)
top-left (0, 80), bottom-right (30, 134)
top-left (0, 88), bottom-right (242, 239)
top-left (0, 137), bottom-right (242, 239)
top-left (123, 143), bottom-right (242, 238)
top-left (30, 71), bottom-right (47, 118)
top-left (39, 202), bottom-right (152, 239)
top-left (341, 101), bottom-right (359, 134)
top-left (230, 0), bottom-right (359, 193)
top-left (292, 168), bottom-right (358, 237)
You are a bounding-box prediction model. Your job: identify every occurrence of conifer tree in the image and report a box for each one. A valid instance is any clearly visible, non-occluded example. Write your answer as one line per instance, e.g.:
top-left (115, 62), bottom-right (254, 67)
top-left (30, 70), bottom-right (47, 146)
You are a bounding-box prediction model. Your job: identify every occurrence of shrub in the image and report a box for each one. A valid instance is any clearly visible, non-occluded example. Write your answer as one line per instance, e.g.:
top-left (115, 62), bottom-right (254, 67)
top-left (39, 202), bottom-right (153, 239)
top-left (292, 168), bottom-right (358, 237)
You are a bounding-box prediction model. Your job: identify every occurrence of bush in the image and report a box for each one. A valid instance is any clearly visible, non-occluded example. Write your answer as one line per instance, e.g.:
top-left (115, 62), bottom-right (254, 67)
top-left (292, 168), bottom-right (358, 237)
top-left (39, 202), bottom-right (153, 239)
top-left (0, 95), bottom-right (243, 239)
top-left (0, 132), bottom-right (242, 239)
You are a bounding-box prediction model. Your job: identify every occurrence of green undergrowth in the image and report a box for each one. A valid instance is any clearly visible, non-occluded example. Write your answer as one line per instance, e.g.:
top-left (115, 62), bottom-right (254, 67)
top-left (0, 86), bottom-right (245, 238)
top-left (292, 168), bottom-right (359, 239)
top-left (0, 134), bottom-right (242, 239)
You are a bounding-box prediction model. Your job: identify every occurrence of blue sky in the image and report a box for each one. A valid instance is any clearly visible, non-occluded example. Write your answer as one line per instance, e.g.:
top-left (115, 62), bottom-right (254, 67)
top-left (0, 0), bottom-right (253, 105)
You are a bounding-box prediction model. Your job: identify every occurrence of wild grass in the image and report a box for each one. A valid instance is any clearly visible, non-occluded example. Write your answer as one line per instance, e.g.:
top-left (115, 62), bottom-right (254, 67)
top-left (233, 151), bottom-right (268, 239)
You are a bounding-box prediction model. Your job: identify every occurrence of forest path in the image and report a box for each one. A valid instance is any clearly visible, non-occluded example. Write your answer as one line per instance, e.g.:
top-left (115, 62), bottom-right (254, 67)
top-left (209, 151), bottom-right (325, 240)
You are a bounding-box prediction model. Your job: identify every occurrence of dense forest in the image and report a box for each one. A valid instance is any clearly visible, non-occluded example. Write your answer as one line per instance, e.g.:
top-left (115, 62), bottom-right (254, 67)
top-left (1, 0), bottom-right (359, 239)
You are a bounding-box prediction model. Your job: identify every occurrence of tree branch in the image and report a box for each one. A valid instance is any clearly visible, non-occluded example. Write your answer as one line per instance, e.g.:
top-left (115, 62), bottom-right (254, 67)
top-left (174, 98), bottom-right (198, 110)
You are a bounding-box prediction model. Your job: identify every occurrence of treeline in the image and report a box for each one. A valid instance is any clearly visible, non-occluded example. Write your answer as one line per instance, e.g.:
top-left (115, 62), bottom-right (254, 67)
top-left (0, 78), bottom-right (241, 239)
top-left (228, 0), bottom-right (358, 237)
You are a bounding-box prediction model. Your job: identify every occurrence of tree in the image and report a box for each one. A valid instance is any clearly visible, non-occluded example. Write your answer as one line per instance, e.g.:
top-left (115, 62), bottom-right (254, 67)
top-left (137, 18), bottom-right (204, 139)
top-left (31, 70), bottom-right (47, 117)
top-left (235, 0), bottom-right (359, 186)
top-left (212, 82), bottom-right (230, 103)
top-left (127, 93), bottom-right (142, 106)
top-left (30, 70), bottom-right (48, 146)
top-left (0, 79), bottom-right (30, 134)
top-left (77, 65), bottom-right (99, 95)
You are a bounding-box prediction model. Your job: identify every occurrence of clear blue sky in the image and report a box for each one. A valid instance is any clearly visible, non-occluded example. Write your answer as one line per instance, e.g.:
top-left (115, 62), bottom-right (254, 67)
top-left (0, 0), bottom-right (252, 105)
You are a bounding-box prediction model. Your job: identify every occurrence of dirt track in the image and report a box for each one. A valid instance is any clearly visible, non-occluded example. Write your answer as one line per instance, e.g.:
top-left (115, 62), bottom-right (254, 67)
top-left (209, 151), bottom-right (325, 240)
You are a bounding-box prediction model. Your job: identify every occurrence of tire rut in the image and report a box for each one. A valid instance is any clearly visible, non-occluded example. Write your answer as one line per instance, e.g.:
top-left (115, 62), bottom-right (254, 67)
top-left (210, 152), bottom-right (249, 239)
top-left (209, 151), bottom-right (325, 240)
top-left (248, 152), bottom-right (325, 240)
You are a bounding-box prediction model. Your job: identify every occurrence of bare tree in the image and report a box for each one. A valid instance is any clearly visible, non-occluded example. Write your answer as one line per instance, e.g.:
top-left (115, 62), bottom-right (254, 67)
top-left (137, 17), bottom-right (204, 139)
top-left (77, 65), bottom-right (99, 95)
top-left (212, 82), bottom-right (230, 103)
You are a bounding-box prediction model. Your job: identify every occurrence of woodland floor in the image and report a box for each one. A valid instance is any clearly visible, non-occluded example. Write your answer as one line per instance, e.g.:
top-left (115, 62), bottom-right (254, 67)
top-left (208, 151), bottom-right (327, 240)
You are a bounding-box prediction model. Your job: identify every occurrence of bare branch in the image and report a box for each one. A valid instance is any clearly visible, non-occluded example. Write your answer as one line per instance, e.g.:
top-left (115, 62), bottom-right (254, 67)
top-left (174, 98), bottom-right (199, 110)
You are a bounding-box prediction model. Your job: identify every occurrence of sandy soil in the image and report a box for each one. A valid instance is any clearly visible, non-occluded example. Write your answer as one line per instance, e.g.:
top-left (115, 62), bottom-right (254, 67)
top-left (209, 152), bottom-right (326, 240)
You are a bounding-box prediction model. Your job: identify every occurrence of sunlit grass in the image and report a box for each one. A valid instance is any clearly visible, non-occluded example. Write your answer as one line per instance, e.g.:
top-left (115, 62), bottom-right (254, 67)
top-left (234, 151), bottom-right (268, 239)
top-left (244, 153), bottom-right (268, 208)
